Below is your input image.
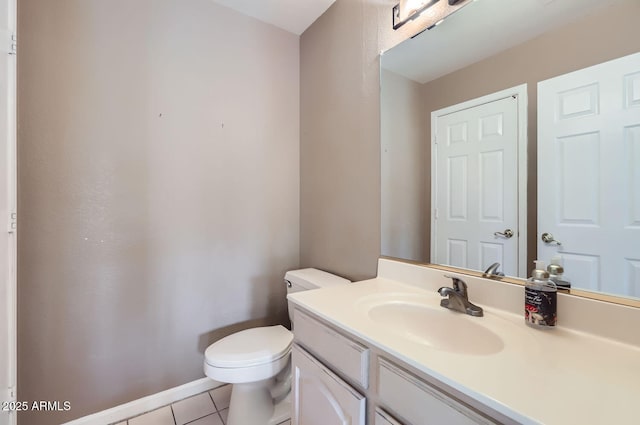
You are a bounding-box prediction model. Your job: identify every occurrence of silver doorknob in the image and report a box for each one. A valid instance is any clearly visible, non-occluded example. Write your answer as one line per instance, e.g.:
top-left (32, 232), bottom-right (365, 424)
top-left (541, 232), bottom-right (562, 245)
top-left (494, 229), bottom-right (514, 239)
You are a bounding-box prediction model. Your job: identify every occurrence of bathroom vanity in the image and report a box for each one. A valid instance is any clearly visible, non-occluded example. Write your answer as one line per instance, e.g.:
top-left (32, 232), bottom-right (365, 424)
top-left (290, 307), bottom-right (505, 424)
top-left (287, 259), bottom-right (640, 425)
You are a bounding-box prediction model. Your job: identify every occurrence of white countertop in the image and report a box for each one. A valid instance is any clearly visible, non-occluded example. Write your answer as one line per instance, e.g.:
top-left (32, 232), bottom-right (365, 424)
top-left (288, 274), bottom-right (640, 425)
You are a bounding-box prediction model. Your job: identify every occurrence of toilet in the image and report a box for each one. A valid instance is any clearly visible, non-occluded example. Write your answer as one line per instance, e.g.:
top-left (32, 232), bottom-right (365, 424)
top-left (204, 268), bottom-right (350, 425)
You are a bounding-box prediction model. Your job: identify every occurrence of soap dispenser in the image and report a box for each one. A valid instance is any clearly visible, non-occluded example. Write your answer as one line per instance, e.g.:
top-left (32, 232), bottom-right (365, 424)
top-left (547, 255), bottom-right (571, 289)
top-left (524, 260), bottom-right (557, 328)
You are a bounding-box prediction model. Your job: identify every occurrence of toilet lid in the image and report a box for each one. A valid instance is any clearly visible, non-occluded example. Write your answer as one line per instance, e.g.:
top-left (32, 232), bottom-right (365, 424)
top-left (205, 325), bottom-right (293, 368)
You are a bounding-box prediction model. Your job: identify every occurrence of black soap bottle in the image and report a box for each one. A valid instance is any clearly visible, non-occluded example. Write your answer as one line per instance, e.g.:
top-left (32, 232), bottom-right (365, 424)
top-left (524, 260), bottom-right (557, 329)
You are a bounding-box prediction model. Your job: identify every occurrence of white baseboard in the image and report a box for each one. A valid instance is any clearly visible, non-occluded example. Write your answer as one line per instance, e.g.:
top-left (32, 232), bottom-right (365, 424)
top-left (62, 378), bottom-right (222, 425)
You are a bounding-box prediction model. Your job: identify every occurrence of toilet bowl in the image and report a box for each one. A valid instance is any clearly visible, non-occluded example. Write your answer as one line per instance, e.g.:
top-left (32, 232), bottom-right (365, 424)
top-left (203, 269), bottom-right (350, 425)
top-left (205, 325), bottom-right (293, 425)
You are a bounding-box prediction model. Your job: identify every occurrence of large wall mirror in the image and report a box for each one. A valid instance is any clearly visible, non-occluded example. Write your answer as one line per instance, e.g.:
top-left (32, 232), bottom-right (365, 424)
top-left (380, 0), bottom-right (640, 303)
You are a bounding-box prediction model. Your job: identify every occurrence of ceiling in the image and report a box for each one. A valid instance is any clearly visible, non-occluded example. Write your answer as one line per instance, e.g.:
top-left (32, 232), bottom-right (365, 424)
top-left (210, 0), bottom-right (336, 35)
top-left (382, 0), bottom-right (619, 84)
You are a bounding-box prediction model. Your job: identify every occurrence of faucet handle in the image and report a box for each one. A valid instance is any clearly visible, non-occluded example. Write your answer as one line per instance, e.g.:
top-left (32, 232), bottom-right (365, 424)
top-left (483, 262), bottom-right (505, 277)
top-left (443, 274), bottom-right (468, 297)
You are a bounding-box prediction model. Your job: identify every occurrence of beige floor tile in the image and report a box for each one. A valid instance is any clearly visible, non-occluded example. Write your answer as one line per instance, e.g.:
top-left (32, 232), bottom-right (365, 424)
top-left (187, 413), bottom-right (224, 425)
top-left (209, 385), bottom-right (232, 411)
top-left (172, 393), bottom-right (216, 425)
top-left (128, 406), bottom-right (174, 425)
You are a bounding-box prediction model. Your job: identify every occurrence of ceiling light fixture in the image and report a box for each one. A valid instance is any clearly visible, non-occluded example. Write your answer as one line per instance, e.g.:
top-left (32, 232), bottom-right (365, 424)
top-left (393, 0), bottom-right (466, 30)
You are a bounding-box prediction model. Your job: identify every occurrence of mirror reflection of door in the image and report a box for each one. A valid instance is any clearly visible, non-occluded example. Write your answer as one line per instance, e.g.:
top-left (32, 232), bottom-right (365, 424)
top-left (538, 51), bottom-right (640, 297)
top-left (431, 86), bottom-right (527, 277)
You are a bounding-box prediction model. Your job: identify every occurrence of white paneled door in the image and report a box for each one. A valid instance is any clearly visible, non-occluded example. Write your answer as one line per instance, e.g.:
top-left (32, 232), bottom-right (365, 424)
top-left (432, 86), bottom-right (526, 277)
top-left (0, 0), bottom-right (16, 424)
top-left (538, 52), bottom-right (640, 297)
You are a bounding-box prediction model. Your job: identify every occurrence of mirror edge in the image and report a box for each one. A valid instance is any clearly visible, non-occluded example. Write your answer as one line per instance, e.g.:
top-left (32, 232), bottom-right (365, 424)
top-left (380, 255), bottom-right (640, 309)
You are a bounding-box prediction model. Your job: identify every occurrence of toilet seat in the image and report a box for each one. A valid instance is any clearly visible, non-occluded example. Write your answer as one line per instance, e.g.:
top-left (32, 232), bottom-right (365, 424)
top-left (204, 325), bottom-right (293, 384)
top-left (205, 325), bottom-right (293, 367)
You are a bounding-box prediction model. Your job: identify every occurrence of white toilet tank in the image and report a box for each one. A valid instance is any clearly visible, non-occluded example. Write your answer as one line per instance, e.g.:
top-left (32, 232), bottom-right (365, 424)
top-left (284, 268), bottom-right (350, 323)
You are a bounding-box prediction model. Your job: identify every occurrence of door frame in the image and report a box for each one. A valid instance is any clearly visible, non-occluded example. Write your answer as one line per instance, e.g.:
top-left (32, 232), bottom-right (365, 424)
top-left (1, 0), bottom-right (17, 422)
top-left (430, 84), bottom-right (528, 277)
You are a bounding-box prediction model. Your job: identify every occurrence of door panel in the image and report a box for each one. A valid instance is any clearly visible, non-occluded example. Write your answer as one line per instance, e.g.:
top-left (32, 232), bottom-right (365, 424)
top-left (433, 93), bottom-right (521, 276)
top-left (538, 51), bottom-right (640, 297)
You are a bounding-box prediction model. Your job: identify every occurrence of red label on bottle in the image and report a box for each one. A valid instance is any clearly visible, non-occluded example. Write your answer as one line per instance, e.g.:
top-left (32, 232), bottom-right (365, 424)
top-left (525, 287), bottom-right (557, 327)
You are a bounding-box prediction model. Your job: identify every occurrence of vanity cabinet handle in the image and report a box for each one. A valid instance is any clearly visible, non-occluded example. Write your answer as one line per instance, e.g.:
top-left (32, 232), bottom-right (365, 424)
top-left (494, 229), bottom-right (514, 239)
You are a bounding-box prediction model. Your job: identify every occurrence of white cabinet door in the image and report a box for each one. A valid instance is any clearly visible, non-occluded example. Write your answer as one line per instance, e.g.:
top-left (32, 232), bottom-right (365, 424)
top-left (432, 86), bottom-right (526, 277)
top-left (538, 51), bottom-right (640, 297)
top-left (292, 344), bottom-right (365, 425)
top-left (0, 0), bottom-right (16, 424)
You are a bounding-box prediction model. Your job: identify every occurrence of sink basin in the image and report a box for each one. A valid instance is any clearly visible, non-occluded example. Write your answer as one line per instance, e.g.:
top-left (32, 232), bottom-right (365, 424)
top-left (357, 293), bottom-right (504, 355)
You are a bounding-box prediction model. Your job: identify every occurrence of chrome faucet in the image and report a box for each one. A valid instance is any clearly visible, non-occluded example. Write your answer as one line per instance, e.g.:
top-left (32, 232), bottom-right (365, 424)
top-left (483, 262), bottom-right (504, 278)
top-left (437, 275), bottom-right (483, 317)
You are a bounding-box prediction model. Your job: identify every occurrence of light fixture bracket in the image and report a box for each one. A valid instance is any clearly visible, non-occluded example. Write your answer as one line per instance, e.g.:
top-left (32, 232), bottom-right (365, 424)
top-left (392, 0), bottom-right (439, 30)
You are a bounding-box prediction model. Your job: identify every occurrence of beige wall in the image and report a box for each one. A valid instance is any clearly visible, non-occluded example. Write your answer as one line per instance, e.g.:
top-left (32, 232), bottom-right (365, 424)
top-left (421, 0), bottom-right (640, 273)
top-left (381, 69), bottom-right (429, 262)
top-left (299, 0), bottom-right (466, 281)
top-left (17, 1), bottom-right (299, 423)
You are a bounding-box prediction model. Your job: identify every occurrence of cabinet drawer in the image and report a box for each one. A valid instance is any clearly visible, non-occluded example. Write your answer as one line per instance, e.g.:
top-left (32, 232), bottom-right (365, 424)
top-left (378, 358), bottom-right (495, 425)
top-left (293, 308), bottom-right (369, 388)
top-left (375, 408), bottom-right (403, 425)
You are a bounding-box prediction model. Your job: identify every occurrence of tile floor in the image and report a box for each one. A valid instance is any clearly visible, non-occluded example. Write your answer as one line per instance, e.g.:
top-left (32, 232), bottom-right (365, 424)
top-left (113, 384), bottom-right (290, 425)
